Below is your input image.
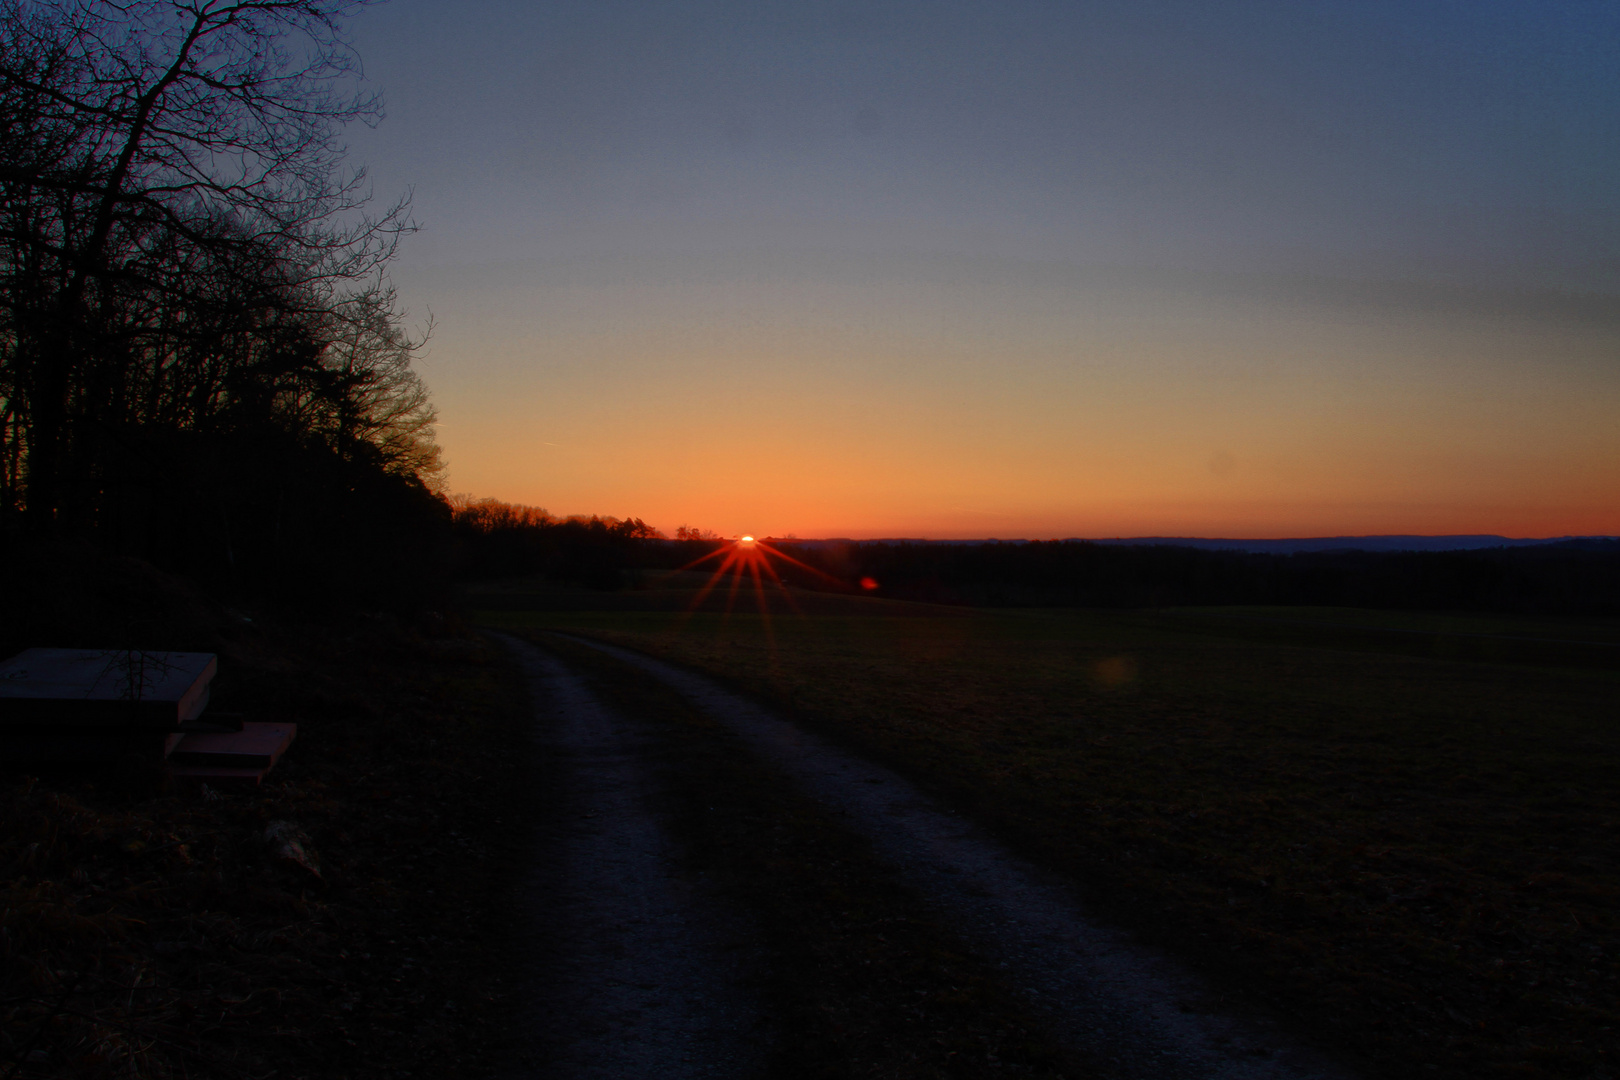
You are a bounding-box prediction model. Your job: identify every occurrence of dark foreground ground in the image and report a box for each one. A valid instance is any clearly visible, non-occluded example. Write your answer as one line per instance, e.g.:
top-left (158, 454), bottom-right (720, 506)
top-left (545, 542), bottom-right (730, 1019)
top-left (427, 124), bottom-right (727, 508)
top-left (1, 559), bottom-right (537, 1079)
top-left (4, 561), bottom-right (1616, 1078)
top-left (507, 628), bottom-right (1359, 1080)
top-left (477, 572), bottom-right (1620, 1080)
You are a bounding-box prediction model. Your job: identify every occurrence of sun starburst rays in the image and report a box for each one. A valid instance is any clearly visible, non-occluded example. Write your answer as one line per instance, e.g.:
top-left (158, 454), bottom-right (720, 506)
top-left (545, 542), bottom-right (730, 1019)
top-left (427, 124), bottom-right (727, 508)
top-left (668, 537), bottom-right (845, 648)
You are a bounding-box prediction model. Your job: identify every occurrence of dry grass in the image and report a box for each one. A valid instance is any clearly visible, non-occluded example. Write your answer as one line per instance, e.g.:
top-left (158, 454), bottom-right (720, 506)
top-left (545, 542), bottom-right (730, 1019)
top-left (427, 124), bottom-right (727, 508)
top-left (482, 585), bottom-right (1620, 1080)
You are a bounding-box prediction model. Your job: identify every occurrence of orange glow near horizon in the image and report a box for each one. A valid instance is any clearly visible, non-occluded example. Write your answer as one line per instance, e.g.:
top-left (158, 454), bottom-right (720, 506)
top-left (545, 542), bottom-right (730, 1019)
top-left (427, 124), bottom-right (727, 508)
top-left (427, 257), bottom-right (1620, 542)
top-left (355, 4), bottom-right (1620, 545)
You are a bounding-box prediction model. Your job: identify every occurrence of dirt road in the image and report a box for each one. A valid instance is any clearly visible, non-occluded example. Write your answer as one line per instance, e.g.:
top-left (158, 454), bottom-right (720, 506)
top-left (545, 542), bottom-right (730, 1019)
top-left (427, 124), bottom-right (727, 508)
top-left (502, 631), bottom-right (1358, 1079)
top-left (495, 635), bottom-right (767, 1078)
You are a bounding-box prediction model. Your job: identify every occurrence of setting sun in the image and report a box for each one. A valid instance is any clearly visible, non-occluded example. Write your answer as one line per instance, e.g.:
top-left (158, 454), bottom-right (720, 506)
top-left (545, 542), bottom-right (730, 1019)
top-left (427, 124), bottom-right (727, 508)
top-left (671, 534), bottom-right (846, 631)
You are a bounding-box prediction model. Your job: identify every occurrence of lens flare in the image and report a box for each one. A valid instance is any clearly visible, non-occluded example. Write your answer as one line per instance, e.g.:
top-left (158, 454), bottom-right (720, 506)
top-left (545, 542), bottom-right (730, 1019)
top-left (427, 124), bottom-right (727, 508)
top-left (670, 535), bottom-right (851, 644)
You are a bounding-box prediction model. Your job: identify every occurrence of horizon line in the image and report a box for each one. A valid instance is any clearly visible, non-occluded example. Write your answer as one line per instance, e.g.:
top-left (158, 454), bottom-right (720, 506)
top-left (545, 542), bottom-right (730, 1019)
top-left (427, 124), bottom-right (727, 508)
top-left (719, 533), bottom-right (1620, 547)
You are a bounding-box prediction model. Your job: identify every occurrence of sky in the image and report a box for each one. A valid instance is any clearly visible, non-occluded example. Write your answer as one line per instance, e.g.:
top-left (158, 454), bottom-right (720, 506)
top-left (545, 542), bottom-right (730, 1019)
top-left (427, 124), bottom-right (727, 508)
top-left (343, 0), bottom-right (1620, 539)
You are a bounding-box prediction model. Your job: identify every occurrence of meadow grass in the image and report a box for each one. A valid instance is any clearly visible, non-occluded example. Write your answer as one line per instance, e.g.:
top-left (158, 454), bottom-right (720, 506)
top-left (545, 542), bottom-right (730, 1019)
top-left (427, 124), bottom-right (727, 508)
top-left (476, 576), bottom-right (1620, 1079)
top-left (1166, 604), bottom-right (1620, 643)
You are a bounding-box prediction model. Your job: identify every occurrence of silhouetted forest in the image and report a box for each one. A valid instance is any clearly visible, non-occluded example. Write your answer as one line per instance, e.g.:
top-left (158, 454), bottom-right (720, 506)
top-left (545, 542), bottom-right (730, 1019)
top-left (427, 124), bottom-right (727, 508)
top-left (0, 3), bottom-right (695, 610)
top-left (448, 498), bottom-right (661, 590)
top-left (441, 515), bottom-right (1620, 617)
top-left (770, 539), bottom-right (1620, 617)
top-left (0, 1), bottom-right (446, 606)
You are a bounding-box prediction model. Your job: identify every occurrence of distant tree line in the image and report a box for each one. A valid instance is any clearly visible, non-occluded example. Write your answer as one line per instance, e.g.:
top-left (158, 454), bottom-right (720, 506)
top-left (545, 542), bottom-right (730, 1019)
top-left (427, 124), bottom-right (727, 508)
top-left (4, 3), bottom-right (1610, 619)
top-left (0, 0), bottom-right (447, 605)
top-left (448, 498), bottom-right (663, 590)
top-left (440, 519), bottom-right (1620, 615)
top-left (774, 539), bottom-right (1620, 617)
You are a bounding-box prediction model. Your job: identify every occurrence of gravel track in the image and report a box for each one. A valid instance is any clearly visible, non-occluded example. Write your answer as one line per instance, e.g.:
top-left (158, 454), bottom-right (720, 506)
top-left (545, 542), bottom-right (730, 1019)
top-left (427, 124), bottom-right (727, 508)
top-left (496, 634), bottom-right (766, 1079)
top-left (563, 633), bottom-right (1360, 1080)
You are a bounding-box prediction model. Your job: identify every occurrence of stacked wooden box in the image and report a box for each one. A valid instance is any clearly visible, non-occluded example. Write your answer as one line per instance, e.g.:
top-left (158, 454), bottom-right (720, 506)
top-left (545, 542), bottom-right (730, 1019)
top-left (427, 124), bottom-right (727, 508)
top-left (0, 649), bottom-right (294, 786)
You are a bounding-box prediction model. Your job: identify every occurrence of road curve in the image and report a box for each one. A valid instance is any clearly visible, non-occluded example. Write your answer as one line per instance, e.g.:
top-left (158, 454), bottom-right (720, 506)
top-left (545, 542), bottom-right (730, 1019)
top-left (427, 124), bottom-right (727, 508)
top-left (494, 634), bottom-right (766, 1079)
top-left (562, 633), bottom-right (1360, 1080)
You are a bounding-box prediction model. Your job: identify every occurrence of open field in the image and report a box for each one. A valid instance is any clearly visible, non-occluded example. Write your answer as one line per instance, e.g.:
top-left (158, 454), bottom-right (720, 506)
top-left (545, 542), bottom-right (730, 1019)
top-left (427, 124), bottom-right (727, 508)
top-left (474, 574), bottom-right (1620, 1080)
top-left (1155, 607), bottom-right (1620, 670)
top-left (1164, 606), bottom-right (1620, 645)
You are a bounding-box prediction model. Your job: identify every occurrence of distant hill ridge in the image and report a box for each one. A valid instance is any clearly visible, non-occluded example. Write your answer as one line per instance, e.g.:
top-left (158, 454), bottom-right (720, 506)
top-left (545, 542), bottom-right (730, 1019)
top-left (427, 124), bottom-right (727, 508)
top-left (1092, 535), bottom-right (1619, 554)
top-left (774, 535), bottom-right (1619, 554)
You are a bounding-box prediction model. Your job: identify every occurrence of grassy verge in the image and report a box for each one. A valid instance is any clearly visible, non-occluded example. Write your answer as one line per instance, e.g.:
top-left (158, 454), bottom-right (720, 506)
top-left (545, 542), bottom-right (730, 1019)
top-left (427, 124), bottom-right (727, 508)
top-left (532, 630), bottom-right (1089, 1079)
top-left (1154, 606), bottom-right (1620, 669)
top-left (481, 582), bottom-right (1620, 1080)
top-left (2, 600), bottom-right (534, 1079)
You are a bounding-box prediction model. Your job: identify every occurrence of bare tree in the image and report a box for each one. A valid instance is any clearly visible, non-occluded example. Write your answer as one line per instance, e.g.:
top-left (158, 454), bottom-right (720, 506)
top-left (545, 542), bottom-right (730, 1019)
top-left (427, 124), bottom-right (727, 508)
top-left (277, 282), bottom-right (442, 487)
top-left (0, 0), bottom-right (415, 530)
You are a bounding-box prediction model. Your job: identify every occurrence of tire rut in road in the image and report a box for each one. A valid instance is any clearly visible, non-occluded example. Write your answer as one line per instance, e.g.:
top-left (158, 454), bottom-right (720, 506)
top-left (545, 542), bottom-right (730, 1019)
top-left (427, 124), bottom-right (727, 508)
top-left (494, 633), bottom-right (766, 1079)
top-left (562, 633), bottom-right (1360, 1080)
top-left (542, 631), bottom-right (1085, 1078)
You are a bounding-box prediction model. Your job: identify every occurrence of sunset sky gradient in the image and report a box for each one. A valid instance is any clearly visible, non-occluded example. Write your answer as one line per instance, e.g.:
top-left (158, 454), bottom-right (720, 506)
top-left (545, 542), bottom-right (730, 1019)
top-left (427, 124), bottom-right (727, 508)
top-left (347, 1), bottom-right (1620, 539)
